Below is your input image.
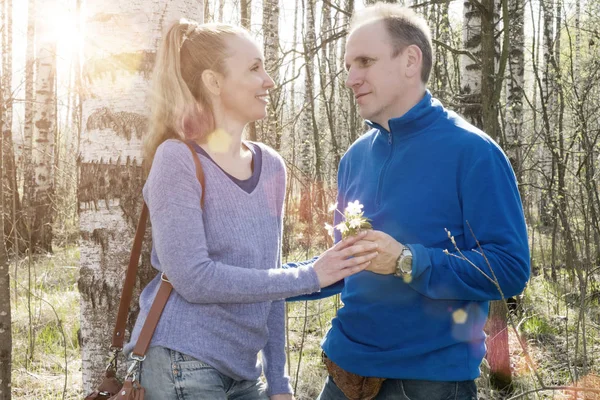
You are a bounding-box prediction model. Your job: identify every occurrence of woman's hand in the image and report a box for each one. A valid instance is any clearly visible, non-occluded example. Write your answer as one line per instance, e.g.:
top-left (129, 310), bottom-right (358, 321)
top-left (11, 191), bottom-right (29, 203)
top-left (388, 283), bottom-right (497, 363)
top-left (270, 394), bottom-right (294, 400)
top-left (313, 230), bottom-right (378, 288)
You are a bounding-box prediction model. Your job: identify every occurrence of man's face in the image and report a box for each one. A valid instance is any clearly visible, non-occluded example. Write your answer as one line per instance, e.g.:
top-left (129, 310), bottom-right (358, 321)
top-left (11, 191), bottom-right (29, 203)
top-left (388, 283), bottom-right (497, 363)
top-left (344, 21), bottom-right (410, 127)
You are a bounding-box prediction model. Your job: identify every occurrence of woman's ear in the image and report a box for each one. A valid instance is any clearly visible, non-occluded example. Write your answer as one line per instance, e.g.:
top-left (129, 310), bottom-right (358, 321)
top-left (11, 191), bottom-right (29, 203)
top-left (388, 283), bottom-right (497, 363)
top-left (201, 69), bottom-right (221, 96)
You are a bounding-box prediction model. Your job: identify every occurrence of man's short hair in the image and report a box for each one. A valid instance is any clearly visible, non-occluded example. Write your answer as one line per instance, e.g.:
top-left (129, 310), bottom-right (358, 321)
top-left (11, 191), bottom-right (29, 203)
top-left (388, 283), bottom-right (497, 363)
top-left (350, 3), bottom-right (433, 83)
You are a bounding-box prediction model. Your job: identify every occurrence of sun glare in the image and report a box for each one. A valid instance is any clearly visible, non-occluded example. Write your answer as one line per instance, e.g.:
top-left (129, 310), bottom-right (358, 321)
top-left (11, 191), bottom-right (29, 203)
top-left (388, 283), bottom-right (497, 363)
top-left (41, 5), bottom-right (83, 57)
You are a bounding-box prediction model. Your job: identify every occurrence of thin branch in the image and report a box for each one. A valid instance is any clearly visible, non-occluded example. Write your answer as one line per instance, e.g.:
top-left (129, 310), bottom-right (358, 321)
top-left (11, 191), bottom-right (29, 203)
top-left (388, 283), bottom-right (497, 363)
top-left (432, 39), bottom-right (480, 66)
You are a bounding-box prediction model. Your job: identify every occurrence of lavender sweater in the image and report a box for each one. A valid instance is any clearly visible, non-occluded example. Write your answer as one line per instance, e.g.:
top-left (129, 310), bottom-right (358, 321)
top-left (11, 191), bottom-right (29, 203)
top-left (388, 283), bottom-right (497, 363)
top-left (125, 139), bottom-right (320, 395)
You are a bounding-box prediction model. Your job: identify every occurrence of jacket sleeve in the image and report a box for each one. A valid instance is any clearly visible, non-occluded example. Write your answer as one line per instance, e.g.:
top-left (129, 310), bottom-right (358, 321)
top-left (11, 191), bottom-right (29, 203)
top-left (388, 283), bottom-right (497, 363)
top-left (407, 144), bottom-right (530, 301)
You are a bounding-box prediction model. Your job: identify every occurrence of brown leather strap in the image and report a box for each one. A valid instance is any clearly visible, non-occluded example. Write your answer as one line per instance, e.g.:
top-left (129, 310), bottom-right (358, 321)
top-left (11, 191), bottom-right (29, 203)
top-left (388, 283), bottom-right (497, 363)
top-left (110, 140), bottom-right (205, 351)
top-left (183, 140), bottom-right (205, 208)
top-left (132, 278), bottom-right (173, 357)
top-left (112, 203), bottom-right (149, 349)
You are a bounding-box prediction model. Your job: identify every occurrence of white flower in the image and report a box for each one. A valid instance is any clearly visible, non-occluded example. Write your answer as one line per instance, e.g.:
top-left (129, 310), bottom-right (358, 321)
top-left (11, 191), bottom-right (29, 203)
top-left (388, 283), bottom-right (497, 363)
top-left (335, 222), bottom-right (349, 234)
top-left (328, 202), bottom-right (339, 212)
top-left (324, 223), bottom-right (335, 238)
top-left (348, 218), bottom-right (362, 229)
top-left (346, 200), bottom-right (364, 216)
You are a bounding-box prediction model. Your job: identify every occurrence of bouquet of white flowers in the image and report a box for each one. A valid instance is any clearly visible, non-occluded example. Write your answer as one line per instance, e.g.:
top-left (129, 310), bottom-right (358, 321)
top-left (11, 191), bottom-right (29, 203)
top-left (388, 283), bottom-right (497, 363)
top-left (325, 200), bottom-right (372, 240)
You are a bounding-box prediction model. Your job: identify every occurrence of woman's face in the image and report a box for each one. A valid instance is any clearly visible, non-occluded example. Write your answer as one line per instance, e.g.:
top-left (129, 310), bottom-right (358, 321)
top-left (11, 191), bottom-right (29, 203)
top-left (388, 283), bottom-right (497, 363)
top-left (217, 34), bottom-right (275, 125)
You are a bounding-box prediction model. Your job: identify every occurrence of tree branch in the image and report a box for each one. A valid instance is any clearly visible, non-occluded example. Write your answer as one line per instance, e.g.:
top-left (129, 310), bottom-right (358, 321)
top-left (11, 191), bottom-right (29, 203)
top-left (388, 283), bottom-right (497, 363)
top-left (432, 39), bottom-right (480, 66)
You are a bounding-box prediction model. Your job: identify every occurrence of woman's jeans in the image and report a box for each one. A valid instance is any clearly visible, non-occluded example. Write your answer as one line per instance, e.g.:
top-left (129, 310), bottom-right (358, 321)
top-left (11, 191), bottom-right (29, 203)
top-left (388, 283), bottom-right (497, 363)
top-left (317, 375), bottom-right (478, 400)
top-left (135, 346), bottom-right (268, 400)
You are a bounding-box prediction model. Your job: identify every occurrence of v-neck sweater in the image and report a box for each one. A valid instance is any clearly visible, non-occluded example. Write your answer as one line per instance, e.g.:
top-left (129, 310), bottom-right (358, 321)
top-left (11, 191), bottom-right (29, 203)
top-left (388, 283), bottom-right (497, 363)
top-left (190, 141), bottom-right (262, 193)
top-left (125, 139), bottom-right (320, 396)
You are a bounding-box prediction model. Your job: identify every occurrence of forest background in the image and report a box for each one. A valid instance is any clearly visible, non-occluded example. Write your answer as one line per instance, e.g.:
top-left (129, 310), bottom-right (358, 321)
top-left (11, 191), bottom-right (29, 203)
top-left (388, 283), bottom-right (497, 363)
top-left (0, 0), bottom-right (599, 399)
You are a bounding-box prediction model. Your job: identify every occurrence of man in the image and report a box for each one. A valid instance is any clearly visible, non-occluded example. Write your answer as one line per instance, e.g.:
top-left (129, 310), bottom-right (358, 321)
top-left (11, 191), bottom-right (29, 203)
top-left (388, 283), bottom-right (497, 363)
top-left (288, 4), bottom-right (530, 400)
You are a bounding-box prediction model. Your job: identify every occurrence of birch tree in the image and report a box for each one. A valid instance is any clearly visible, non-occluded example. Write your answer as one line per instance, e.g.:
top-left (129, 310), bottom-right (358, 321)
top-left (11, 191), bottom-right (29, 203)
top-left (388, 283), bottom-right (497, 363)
top-left (78, 1), bottom-right (203, 391)
top-left (30, 0), bottom-right (58, 253)
top-left (0, 0), bottom-right (12, 397)
top-left (261, 0), bottom-right (281, 149)
top-left (505, 0), bottom-right (524, 184)
top-left (459, 0), bottom-right (483, 127)
top-left (1, 0), bottom-right (19, 254)
top-left (21, 0), bottom-right (35, 225)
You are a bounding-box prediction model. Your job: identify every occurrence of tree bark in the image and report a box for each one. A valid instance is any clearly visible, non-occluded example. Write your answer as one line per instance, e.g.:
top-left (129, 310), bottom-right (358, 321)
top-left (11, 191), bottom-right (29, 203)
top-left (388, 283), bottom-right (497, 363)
top-left (261, 0), bottom-right (280, 149)
top-left (78, 1), bottom-right (203, 392)
top-left (458, 1), bottom-right (483, 128)
top-left (0, 0), bottom-right (12, 395)
top-left (240, 0), bottom-right (256, 141)
top-left (1, 0), bottom-right (20, 255)
top-left (30, 10), bottom-right (57, 252)
top-left (461, 0), bottom-right (513, 391)
top-left (0, 2), bottom-right (12, 398)
top-left (21, 0), bottom-right (35, 220)
top-left (505, 0), bottom-right (524, 184)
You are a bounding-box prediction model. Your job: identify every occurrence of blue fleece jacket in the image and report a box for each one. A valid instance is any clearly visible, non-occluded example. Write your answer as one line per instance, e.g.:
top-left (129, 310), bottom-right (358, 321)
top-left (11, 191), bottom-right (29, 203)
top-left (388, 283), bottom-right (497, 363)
top-left (287, 91), bottom-right (530, 381)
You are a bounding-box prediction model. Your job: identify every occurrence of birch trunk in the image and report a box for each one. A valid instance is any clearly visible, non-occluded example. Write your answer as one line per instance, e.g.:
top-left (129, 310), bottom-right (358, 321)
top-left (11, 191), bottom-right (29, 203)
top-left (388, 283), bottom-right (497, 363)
top-left (30, 0), bottom-right (58, 252)
top-left (539, 0), bottom-right (555, 227)
top-left (506, 0), bottom-right (524, 183)
top-left (21, 0), bottom-right (35, 218)
top-left (78, 1), bottom-right (203, 392)
top-left (0, 0), bottom-right (12, 397)
top-left (262, 0), bottom-right (280, 149)
top-left (459, 0), bottom-right (482, 127)
top-left (240, 0), bottom-right (256, 141)
top-left (1, 0), bottom-right (20, 254)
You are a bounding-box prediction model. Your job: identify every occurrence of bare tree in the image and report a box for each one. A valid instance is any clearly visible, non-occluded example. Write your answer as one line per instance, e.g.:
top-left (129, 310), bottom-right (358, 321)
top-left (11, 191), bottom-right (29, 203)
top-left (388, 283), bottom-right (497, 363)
top-left (0, 0), bottom-right (12, 396)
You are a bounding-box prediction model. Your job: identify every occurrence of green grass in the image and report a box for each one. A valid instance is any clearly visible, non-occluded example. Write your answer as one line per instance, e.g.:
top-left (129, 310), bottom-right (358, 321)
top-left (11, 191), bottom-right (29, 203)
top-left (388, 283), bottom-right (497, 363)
top-left (8, 244), bottom-right (600, 399)
top-left (11, 245), bottom-right (82, 400)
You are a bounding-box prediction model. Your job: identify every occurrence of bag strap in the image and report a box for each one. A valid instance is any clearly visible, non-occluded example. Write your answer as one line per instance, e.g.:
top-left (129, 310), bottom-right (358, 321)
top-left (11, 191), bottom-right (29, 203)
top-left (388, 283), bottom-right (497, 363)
top-left (111, 140), bottom-right (205, 352)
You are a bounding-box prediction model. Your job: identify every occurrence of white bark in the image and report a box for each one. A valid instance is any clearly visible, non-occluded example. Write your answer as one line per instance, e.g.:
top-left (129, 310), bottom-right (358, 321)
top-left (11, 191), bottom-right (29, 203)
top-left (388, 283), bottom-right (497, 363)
top-left (22, 0), bottom-right (35, 211)
top-left (300, 0), bottom-right (315, 176)
top-left (539, 0), bottom-right (555, 224)
top-left (460, 0), bottom-right (482, 127)
top-left (262, 0), bottom-right (280, 149)
top-left (31, 41), bottom-right (56, 195)
top-left (506, 0), bottom-right (524, 177)
top-left (0, 0), bottom-right (13, 396)
top-left (79, 0), bottom-right (203, 392)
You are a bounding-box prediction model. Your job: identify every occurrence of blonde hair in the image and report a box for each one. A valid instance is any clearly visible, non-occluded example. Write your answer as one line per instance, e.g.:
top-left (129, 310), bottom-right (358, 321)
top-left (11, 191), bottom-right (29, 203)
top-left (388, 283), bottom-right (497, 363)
top-left (350, 4), bottom-right (433, 83)
top-left (144, 19), bottom-right (250, 170)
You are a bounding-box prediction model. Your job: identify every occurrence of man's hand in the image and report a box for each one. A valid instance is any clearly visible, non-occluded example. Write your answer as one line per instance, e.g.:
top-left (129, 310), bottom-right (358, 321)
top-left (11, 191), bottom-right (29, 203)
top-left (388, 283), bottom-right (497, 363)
top-left (270, 394), bottom-right (294, 400)
top-left (359, 230), bottom-right (404, 275)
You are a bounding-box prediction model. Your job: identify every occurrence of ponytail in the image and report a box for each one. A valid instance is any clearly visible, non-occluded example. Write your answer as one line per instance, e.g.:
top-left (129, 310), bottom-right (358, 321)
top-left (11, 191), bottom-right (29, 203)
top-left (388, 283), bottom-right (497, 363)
top-left (144, 19), bottom-right (248, 172)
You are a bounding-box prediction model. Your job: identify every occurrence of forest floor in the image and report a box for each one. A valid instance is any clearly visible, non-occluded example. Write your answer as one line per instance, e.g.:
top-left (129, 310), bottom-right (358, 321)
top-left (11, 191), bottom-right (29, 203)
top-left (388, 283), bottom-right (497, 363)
top-left (8, 246), bottom-right (600, 399)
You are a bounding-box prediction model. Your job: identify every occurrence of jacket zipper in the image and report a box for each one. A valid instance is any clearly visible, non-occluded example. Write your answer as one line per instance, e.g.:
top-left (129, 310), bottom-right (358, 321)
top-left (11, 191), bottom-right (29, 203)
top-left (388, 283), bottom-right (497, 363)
top-left (375, 131), bottom-right (394, 208)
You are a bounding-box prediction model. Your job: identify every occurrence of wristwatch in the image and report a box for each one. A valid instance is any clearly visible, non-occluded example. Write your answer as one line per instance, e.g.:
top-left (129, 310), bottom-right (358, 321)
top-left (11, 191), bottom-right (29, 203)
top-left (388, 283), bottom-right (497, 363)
top-left (394, 246), bottom-right (413, 278)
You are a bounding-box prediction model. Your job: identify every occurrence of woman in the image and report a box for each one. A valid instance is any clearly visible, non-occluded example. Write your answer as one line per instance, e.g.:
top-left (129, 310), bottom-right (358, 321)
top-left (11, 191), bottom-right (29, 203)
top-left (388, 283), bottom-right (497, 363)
top-left (125, 19), bottom-right (378, 400)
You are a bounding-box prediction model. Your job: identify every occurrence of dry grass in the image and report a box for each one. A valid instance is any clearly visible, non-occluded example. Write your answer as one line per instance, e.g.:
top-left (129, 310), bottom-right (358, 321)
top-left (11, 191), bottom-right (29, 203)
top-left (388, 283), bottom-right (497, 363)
top-left (8, 246), bottom-right (600, 399)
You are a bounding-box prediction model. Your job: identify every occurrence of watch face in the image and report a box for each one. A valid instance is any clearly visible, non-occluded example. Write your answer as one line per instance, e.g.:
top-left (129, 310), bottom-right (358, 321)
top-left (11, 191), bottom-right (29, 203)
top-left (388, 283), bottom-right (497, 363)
top-left (401, 256), bottom-right (412, 274)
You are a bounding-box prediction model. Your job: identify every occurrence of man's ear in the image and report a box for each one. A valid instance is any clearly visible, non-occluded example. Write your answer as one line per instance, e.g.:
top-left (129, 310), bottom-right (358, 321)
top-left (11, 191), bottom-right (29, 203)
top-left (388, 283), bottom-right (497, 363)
top-left (404, 45), bottom-right (423, 79)
top-left (201, 69), bottom-right (221, 96)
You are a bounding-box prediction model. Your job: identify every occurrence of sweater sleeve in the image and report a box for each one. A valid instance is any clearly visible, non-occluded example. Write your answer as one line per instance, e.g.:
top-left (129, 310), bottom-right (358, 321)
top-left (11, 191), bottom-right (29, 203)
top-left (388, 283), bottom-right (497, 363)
top-left (284, 257), bottom-right (344, 301)
top-left (407, 144), bottom-right (530, 301)
top-left (285, 161), bottom-right (348, 302)
top-left (262, 300), bottom-right (293, 396)
top-left (146, 140), bottom-right (321, 304)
